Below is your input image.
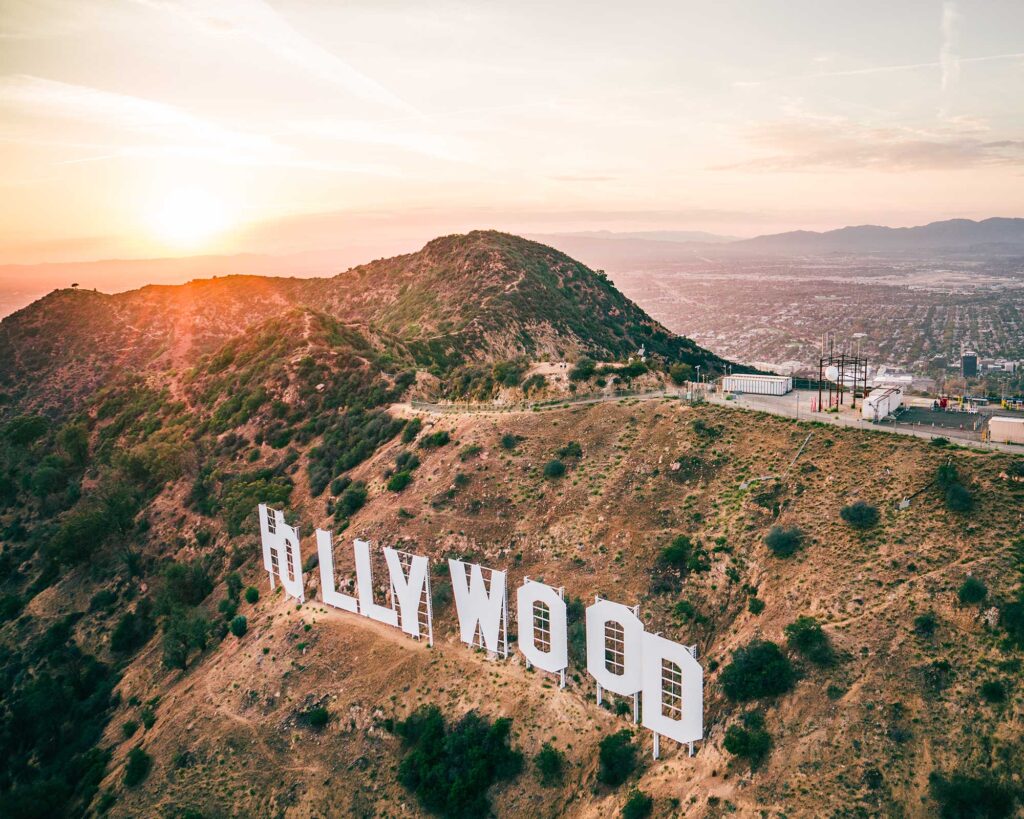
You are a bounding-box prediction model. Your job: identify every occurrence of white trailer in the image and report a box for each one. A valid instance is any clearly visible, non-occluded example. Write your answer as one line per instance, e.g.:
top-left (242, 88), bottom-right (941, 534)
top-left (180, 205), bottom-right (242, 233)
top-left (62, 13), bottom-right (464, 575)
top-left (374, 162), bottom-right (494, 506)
top-left (862, 387), bottom-right (903, 422)
top-left (989, 416), bottom-right (1024, 445)
top-left (721, 374), bottom-right (792, 396)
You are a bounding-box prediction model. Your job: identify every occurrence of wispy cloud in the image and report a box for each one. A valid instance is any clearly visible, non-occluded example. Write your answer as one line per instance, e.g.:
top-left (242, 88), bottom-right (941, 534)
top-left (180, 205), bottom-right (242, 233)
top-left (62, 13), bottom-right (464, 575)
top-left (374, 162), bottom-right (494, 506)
top-left (136, 0), bottom-right (416, 114)
top-left (718, 118), bottom-right (1024, 172)
top-left (0, 75), bottom-right (398, 175)
top-left (940, 1), bottom-right (961, 115)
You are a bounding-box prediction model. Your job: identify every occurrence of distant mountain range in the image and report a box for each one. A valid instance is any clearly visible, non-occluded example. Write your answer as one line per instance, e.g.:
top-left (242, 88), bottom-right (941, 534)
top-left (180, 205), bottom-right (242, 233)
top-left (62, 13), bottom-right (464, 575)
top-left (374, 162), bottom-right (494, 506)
top-left (736, 217), bottom-right (1024, 254)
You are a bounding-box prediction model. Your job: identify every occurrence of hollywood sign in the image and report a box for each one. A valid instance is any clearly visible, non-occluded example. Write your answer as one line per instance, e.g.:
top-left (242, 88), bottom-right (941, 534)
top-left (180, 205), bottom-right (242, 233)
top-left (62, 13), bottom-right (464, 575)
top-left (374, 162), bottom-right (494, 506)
top-left (258, 504), bottom-right (703, 758)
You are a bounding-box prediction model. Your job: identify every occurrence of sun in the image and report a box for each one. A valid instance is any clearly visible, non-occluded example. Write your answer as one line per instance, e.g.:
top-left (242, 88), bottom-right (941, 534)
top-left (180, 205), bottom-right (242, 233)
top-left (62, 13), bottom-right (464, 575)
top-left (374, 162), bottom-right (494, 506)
top-left (147, 187), bottom-right (232, 250)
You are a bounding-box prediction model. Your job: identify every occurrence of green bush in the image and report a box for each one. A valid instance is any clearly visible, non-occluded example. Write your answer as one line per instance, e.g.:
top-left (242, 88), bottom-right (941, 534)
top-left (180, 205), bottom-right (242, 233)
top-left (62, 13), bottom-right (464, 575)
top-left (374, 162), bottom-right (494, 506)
top-left (110, 599), bottom-right (155, 655)
top-left (543, 459), bottom-right (566, 479)
top-left (122, 720), bottom-right (139, 738)
top-left (980, 680), bottom-right (1006, 704)
top-left (748, 597), bottom-right (765, 615)
top-left (1000, 594), bottom-right (1024, 648)
top-left (123, 747), bottom-right (152, 787)
top-left (621, 789), bottom-right (653, 819)
top-left (401, 417), bottom-right (422, 444)
top-left (499, 433), bottom-right (520, 450)
top-left (945, 482), bottom-right (974, 513)
top-left (534, 742), bottom-right (565, 786)
top-left (244, 586), bottom-right (259, 604)
top-left (784, 616), bottom-right (834, 665)
top-left (557, 441), bottom-right (583, 459)
top-left (230, 615), bottom-right (247, 638)
top-left (764, 526), bottom-right (803, 557)
top-left (840, 501), bottom-right (879, 530)
top-left (598, 730), bottom-right (638, 787)
top-left (419, 431), bottom-right (450, 449)
top-left (300, 706), bottom-right (330, 730)
top-left (914, 611), bottom-right (939, 637)
top-left (723, 710), bottom-right (771, 766)
top-left (659, 535), bottom-right (691, 570)
top-left (335, 481), bottom-right (368, 518)
top-left (387, 471), bottom-right (413, 492)
top-left (3, 415), bottom-right (49, 445)
top-left (720, 640), bottom-right (795, 701)
top-left (957, 576), bottom-right (987, 605)
top-left (929, 771), bottom-right (1017, 818)
top-left (396, 705), bottom-right (523, 817)
top-left (669, 363), bottom-right (693, 385)
top-left (569, 357), bottom-right (596, 381)
top-left (139, 707), bottom-right (155, 730)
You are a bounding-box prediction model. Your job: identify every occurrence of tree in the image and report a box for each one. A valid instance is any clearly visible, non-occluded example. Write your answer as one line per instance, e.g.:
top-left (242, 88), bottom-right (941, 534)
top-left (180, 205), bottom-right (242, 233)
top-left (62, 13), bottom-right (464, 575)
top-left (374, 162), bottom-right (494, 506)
top-left (230, 615), bottom-right (247, 638)
top-left (569, 357), bottom-right (596, 381)
top-left (3, 415), bottom-right (49, 445)
top-left (945, 482), bottom-right (973, 513)
top-left (123, 748), bottom-right (152, 787)
top-left (500, 433), bottom-right (520, 450)
top-left (914, 611), bottom-right (939, 637)
top-left (535, 743), bottom-right (565, 786)
top-left (622, 789), bottom-right (653, 819)
top-left (244, 586), bottom-right (259, 604)
top-left (723, 710), bottom-right (771, 767)
top-left (659, 535), bottom-right (692, 570)
top-left (401, 417), bottom-right (422, 444)
top-left (111, 599), bottom-right (155, 656)
top-left (598, 730), bottom-right (638, 787)
top-left (929, 771), bottom-right (1017, 818)
top-left (396, 705), bottom-right (523, 817)
top-left (300, 706), bottom-right (330, 730)
top-left (669, 363), bottom-right (693, 386)
top-left (57, 423), bottom-right (89, 466)
top-left (957, 576), bottom-right (987, 605)
top-left (543, 459), bottom-right (566, 479)
top-left (784, 616), bottom-right (834, 665)
top-left (764, 526), bottom-right (803, 557)
top-left (720, 640), bottom-right (795, 701)
top-left (840, 501), bottom-right (879, 530)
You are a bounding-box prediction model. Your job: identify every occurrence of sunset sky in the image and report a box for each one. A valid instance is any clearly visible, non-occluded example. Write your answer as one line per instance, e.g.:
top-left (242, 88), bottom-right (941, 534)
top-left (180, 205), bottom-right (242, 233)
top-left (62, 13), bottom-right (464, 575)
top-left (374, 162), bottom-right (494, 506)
top-left (1, 0), bottom-right (1023, 266)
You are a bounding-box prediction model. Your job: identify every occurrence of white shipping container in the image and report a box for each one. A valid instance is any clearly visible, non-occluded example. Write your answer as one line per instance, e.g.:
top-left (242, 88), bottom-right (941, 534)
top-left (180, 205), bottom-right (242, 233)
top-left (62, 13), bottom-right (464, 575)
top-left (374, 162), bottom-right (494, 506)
top-left (989, 416), bottom-right (1024, 444)
top-left (721, 374), bottom-right (792, 396)
top-left (862, 387), bottom-right (903, 421)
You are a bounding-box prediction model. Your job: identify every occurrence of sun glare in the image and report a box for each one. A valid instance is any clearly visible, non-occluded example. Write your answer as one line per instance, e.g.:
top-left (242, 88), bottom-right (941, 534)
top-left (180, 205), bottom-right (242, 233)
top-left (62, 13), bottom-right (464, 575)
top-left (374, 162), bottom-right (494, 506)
top-left (147, 188), bottom-right (231, 249)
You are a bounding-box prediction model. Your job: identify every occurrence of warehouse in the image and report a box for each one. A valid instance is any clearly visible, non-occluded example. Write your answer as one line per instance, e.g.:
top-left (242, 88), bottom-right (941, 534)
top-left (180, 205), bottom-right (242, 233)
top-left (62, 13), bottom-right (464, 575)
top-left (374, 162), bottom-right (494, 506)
top-left (721, 374), bottom-right (792, 395)
top-left (862, 386), bottom-right (903, 422)
top-left (988, 416), bottom-right (1024, 445)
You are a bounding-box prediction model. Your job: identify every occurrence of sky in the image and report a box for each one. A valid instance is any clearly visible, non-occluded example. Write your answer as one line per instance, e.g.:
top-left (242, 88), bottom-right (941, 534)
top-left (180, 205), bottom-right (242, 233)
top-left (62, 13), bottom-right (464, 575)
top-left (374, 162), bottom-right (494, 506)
top-left (1, 0), bottom-right (1023, 268)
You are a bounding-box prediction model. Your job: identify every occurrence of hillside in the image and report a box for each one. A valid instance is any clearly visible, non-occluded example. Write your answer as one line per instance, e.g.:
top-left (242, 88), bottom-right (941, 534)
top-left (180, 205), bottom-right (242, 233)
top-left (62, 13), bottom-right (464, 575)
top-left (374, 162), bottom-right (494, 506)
top-left (0, 231), bottom-right (725, 416)
top-left (0, 233), bottom-right (1022, 818)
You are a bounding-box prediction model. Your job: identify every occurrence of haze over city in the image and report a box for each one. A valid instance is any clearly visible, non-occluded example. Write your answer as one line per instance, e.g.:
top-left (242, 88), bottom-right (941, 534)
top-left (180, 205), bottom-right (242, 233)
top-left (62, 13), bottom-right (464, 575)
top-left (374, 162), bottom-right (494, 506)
top-left (2, 0), bottom-right (1024, 278)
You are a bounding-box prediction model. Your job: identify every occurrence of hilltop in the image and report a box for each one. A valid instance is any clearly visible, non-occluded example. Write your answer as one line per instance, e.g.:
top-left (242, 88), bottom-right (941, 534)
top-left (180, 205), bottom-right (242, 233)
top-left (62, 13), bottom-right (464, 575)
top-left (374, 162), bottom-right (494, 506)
top-left (0, 233), bottom-right (1021, 818)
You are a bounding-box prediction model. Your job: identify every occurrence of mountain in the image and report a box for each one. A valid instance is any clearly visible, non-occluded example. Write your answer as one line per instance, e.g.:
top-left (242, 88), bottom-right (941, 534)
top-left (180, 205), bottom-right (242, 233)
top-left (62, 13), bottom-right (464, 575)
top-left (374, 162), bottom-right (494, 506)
top-left (736, 217), bottom-right (1024, 254)
top-left (0, 229), bottom-right (1021, 818)
top-left (0, 231), bottom-right (726, 416)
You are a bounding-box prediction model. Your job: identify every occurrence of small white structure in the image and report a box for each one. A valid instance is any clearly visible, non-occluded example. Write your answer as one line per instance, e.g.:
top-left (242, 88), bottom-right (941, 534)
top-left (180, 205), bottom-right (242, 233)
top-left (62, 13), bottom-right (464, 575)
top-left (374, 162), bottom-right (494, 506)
top-left (989, 416), bottom-right (1024, 444)
top-left (722, 374), bottom-right (792, 395)
top-left (862, 387), bottom-right (903, 422)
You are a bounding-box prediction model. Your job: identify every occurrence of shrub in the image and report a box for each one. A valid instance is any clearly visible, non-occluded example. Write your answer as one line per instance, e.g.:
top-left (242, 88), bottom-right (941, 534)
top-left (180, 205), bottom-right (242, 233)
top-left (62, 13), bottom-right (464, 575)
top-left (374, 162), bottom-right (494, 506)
top-left (387, 471), bottom-right (413, 492)
top-left (914, 611), bottom-right (938, 637)
top-left (123, 747), bottom-right (152, 787)
top-left (557, 441), bottom-right (583, 459)
top-left (122, 720), bottom-right (139, 738)
top-left (569, 357), bottom-right (596, 381)
top-left (401, 417), bottom-right (422, 444)
top-left (1000, 594), bottom-right (1024, 648)
top-left (957, 576), bottom-right (987, 605)
top-left (89, 589), bottom-right (118, 613)
top-left (140, 706), bottom-right (155, 730)
top-left (3, 414), bottom-right (49, 445)
top-left (659, 535), bottom-right (692, 571)
top-left (534, 742), bottom-right (565, 786)
top-left (419, 431), bottom-right (450, 449)
top-left (945, 482), bottom-right (974, 513)
top-left (543, 459), bottom-right (566, 479)
top-left (110, 599), bottom-right (155, 655)
top-left (459, 444), bottom-right (482, 461)
top-left (840, 501), bottom-right (879, 530)
top-left (300, 706), bottom-right (330, 730)
top-left (669, 363), bottom-right (693, 385)
top-left (156, 561), bottom-right (213, 614)
top-left (230, 615), bottom-right (247, 637)
top-left (785, 616), bottom-right (834, 665)
top-left (764, 526), bottom-right (803, 557)
top-left (218, 598), bottom-right (238, 621)
top-left (929, 771), bottom-right (1017, 818)
top-left (622, 789), bottom-right (653, 819)
top-left (598, 730), bottom-right (638, 787)
top-left (930, 436), bottom-right (950, 447)
top-left (396, 705), bottom-right (523, 817)
top-left (720, 640), bottom-right (795, 701)
top-left (980, 680), bottom-right (1006, 704)
top-left (748, 597), bottom-right (765, 615)
top-left (499, 433), bottom-right (520, 450)
top-left (244, 586), bottom-right (259, 604)
top-left (723, 710), bottom-right (771, 766)
top-left (335, 481), bottom-right (367, 518)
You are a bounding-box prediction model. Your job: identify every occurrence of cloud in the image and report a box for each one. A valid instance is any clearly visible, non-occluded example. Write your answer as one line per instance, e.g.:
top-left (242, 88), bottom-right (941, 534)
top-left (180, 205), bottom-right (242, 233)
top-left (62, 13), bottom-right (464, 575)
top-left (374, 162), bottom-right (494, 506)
top-left (940, 1), bottom-right (961, 116)
top-left (0, 75), bottom-right (398, 175)
top-left (718, 118), bottom-right (1024, 172)
top-left (136, 0), bottom-right (415, 114)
